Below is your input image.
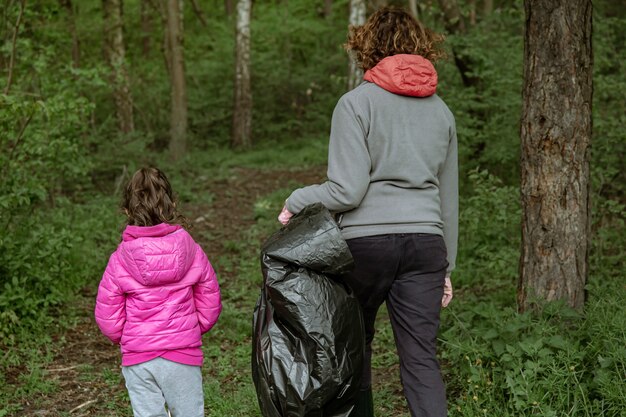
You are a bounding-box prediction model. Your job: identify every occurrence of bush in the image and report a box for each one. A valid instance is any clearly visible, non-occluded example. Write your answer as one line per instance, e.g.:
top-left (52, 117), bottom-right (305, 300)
top-left (454, 169), bottom-right (520, 300)
top-left (440, 169), bottom-right (626, 417)
top-left (441, 285), bottom-right (626, 417)
top-left (437, 5), bottom-right (524, 184)
top-left (0, 89), bottom-right (90, 342)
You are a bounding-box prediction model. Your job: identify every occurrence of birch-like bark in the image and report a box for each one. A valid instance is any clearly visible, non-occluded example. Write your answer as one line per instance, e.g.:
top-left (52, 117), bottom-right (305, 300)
top-left (165, 0), bottom-right (187, 159)
top-left (519, 0), bottom-right (593, 311)
top-left (232, 0), bottom-right (252, 148)
top-left (347, 0), bottom-right (366, 91)
top-left (103, 0), bottom-right (134, 133)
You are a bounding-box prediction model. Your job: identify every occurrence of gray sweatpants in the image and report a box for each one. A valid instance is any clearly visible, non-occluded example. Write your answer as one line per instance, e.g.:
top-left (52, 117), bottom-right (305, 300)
top-left (122, 357), bottom-right (204, 417)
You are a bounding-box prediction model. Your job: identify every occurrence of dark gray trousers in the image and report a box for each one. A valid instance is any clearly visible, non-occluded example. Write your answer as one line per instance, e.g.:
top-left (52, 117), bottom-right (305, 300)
top-left (344, 233), bottom-right (448, 417)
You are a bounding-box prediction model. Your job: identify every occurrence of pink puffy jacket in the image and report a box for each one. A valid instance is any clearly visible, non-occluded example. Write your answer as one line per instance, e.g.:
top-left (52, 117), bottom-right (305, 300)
top-left (95, 223), bottom-right (221, 363)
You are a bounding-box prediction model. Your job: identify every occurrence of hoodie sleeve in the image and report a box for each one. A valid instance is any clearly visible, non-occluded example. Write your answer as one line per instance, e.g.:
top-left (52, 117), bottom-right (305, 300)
top-left (194, 247), bottom-right (222, 334)
top-left (95, 252), bottom-right (127, 344)
top-left (439, 117), bottom-right (459, 274)
top-left (286, 93), bottom-right (371, 213)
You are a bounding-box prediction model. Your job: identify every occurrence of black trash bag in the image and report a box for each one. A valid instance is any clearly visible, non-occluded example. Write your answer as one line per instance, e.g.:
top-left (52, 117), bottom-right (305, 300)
top-left (252, 203), bottom-right (365, 417)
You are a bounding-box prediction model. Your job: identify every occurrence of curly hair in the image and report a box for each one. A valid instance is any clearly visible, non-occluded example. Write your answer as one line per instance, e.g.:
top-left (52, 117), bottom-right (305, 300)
top-left (122, 167), bottom-right (190, 229)
top-left (345, 7), bottom-right (445, 71)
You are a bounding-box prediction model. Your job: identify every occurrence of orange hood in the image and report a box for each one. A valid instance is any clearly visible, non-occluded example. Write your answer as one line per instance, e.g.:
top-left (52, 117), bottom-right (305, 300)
top-left (363, 54), bottom-right (437, 97)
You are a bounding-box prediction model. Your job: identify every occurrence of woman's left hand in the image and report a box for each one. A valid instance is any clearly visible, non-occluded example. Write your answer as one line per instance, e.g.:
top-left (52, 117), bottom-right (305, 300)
top-left (442, 275), bottom-right (453, 307)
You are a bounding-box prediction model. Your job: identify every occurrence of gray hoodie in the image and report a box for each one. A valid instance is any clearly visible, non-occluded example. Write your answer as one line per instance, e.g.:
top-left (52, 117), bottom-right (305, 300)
top-left (286, 54), bottom-right (458, 273)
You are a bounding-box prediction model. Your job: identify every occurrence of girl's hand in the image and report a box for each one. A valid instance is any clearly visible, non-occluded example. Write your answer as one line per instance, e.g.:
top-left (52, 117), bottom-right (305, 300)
top-left (278, 205), bottom-right (294, 225)
top-left (442, 275), bottom-right (453, 307)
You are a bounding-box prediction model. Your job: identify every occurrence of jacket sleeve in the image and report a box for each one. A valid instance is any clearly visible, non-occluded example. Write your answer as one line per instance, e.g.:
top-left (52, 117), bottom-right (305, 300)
top-left (194, 248), bottom-right (222, 334)
top-left (94, 252), bottom-right (126, 344)
top-left (286, 94), bottom-right (371, 213)
top-left (439, 120), bottom-right (459, 274)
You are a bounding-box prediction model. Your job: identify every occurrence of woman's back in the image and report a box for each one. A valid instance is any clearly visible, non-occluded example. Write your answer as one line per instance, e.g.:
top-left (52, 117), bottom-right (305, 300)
top-left (336, 57), bottom-right (456, 239)
top-left (290, 54), bottom-right (457, 257)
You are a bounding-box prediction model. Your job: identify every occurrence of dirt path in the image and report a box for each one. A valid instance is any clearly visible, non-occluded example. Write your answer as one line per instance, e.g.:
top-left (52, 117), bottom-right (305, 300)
top-left (188, 167), bottom-right (326, 255)
top-left (13, 166), bottom-right (325, 417)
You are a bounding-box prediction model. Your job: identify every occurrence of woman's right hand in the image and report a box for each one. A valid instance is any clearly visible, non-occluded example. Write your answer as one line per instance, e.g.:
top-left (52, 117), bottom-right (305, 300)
top-left (278, 205), bottom-right (294, 225)
top-left (442, 275), bottom-right (453, 307)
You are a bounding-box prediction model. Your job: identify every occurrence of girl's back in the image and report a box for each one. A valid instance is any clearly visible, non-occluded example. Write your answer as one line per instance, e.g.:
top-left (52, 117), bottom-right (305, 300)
top-left (95, 167), bottom-right (221, 417)
top-left (97, 223), bottom-right (220, 360)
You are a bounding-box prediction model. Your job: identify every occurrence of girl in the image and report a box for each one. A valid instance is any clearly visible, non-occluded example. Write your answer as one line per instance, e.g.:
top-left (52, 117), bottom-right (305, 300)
top-left (278, 7), bottom-right (456, 417)
top-left (95, 167), bottom-right (222, 417)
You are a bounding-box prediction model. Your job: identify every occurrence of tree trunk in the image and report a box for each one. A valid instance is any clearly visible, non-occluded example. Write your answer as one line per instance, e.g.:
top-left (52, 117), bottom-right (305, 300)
top-left (4, 0), bottom-right (25, 95)
top-left (60, 0), bottom-right (81, 68)
top-left (436, 0), bottom-right (483, 87)
top-left (408, 0), bottom-right (418, 19)
top-left (140, 0), bottom-right (152, 56)
top-left (165, 0), bottom-right (187, 159)
top-left (225, 0), bottom-right (234, 16)
top-left (189, 0), bottom-right (207, 26)
top-left (323, 0), bottom-right (333, 18)
top-left (103, 0), bottom-right (134, 133)
top-left (483, 0), bottom-right (493, 16)
top-left (232, 0), bottom-right (252, 149)
top-left (347, 0), bottom-right (366, 91)
top-left (369, 0), bottom-right (387, 13)
top-left (437, 0), bottom-right (466, 33)
top-left (518, 0), bottom-right (593, 312)
top-left (468, 0), bottom-right (476, 25)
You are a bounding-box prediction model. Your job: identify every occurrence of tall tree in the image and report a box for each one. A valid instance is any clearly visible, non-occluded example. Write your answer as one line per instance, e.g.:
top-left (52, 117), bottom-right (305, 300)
top-left (189, 0), bottom-right (207, 26)
top-left (437, 0), bottom-right (466, 33)
top-left (103, 0), bottom-right (134, 133)
top-left (232, 0), bottom-right (252, 148)
top-left (518, 0), bottom-right (593, 311)
top-left (482, 0), bottom-right (493, 15)
top-left (4, 0), bottom-right (25, 95)
top-left (59, 0), bottom-right (80, 68)
top-left (140, 0), bottom-right (153, 57)
top-left (347, 0), bottom-right (366, 91)
top-left (323, 0), bottom-right (333, 18)
top-left (225, 0), bottom-right (234, 17)
top-left (468, 0), bottom-right (476, 25)
top-left (165, 0), bottom-right (187, 159)
top-left (439, 0), bottom-right (481, 87)
top-left (370, 0), bottom-right (388, 10)
top-left (436, 0), bottom-right (482, 87)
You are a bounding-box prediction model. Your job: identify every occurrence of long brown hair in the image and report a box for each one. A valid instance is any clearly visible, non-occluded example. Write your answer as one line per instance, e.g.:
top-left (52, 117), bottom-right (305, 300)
top-left (122, 167), bottom-right (190, 229)
top-left (345, 7), bottom-right (445, 71)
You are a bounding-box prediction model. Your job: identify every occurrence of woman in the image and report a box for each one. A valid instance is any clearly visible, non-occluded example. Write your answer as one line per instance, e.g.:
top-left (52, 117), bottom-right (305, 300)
top-left (278, 7), bottom-right (457, 417)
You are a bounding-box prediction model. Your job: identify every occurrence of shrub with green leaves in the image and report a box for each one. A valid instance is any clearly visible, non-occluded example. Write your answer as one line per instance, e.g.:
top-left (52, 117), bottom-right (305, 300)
top-left (440, 160), bottom-right (625, 417)
top-left (442, 292), bottom-right (626, 417)
top-left (1, 90), bottom-right (90, 339)
top-left (454, 169), bottom-right (520, 299)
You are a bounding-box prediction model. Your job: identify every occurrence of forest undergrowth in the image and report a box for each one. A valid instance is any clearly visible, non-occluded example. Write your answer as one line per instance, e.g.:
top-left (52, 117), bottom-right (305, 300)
top-left (1, 0), bottom-right (625, 416)
top-left (2, 160), bottom-right (335, 416)
top-left (1, 141), bottom-right (625, 417)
